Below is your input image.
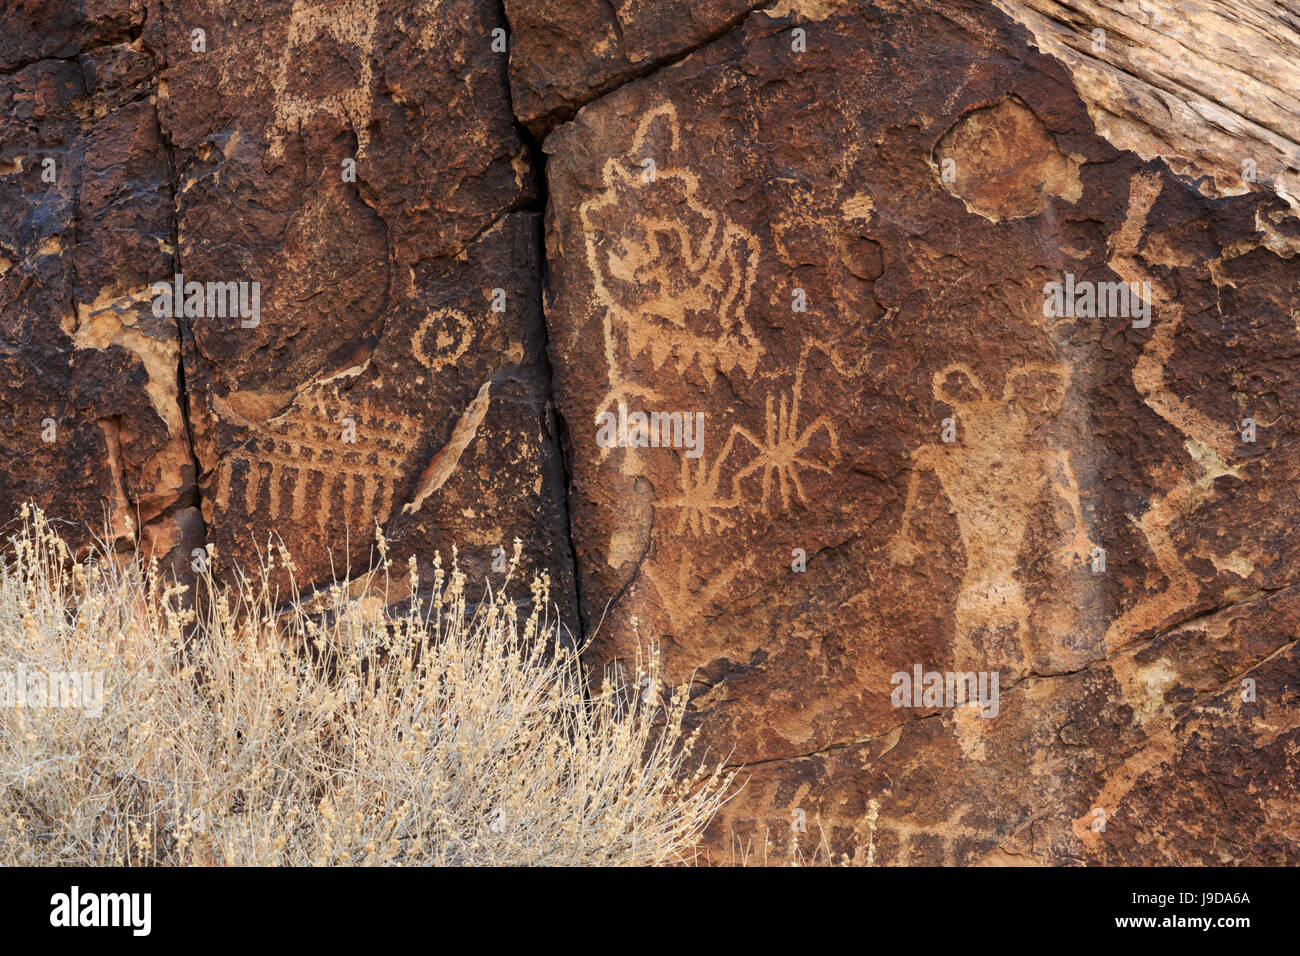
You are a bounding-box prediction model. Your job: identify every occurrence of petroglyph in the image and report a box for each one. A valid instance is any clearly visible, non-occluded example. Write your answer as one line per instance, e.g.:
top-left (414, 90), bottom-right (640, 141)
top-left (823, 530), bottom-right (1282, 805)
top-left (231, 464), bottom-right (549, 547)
top-left (643, 551), bottom-right (746, 629)
top-left (1102, 171), bottom-right (1244, 652)
top-left (412, 307), bottom-right (475, 375)
top-left (656, 350), bottom-right (841, 534)
top-left (580, 103), bottom-right (762, 413)
top-left (402, 379), bottom-right (492, 515)
top-left (213, 391), bottom-right (419, 532)
top-left (868, 816), bottom-right (993, 866)
top-left (760, 806), bottom-right (992, 866)
top-left (658, 428), bottom-right (744, 536)
top-left (269, 0), bottom-right (380, 158)
top-left (889, 361), bottom-right (1094, 669)
top-left (732, 353), bottom-right (839, 513)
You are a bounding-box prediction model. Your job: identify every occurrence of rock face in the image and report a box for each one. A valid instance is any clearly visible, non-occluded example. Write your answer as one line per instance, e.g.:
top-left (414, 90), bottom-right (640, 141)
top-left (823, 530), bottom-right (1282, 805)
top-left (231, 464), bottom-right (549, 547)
top-left (3, 0), bottom-right (1299, 864)
top-left (995, 0), bottom-right (1300, 214)
top-left (536, 0), bottom-right (1300, 864)
top-left (2, 0), bottom-right (576, 619)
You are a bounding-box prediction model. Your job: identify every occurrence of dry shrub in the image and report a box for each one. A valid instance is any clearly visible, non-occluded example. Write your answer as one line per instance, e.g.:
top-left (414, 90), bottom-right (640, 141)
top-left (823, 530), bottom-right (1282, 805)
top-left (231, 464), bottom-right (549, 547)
top-left (0, 505), bottom-right (736, 865)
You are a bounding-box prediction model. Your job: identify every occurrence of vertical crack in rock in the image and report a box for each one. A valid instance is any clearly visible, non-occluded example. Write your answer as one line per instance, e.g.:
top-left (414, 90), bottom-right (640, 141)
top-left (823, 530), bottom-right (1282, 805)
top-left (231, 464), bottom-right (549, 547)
top-left (123, 1), bottom-right (207, 585)
top-left (5, 0), bottom-right (1300, 866)
top-left (156, 38), bottom-right (208, 557)
top-left (145, 0), bottom-right (582, 622)
top-left (498, 0), bottom-right (587, 644)
top-left (1, 3), bottom-right (202, 574)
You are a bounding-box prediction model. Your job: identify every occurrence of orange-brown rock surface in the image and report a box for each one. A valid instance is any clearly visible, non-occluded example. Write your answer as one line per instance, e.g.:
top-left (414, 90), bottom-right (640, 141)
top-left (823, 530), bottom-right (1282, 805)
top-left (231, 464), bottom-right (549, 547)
top-left (3, 0), bottom-right (1298, 864)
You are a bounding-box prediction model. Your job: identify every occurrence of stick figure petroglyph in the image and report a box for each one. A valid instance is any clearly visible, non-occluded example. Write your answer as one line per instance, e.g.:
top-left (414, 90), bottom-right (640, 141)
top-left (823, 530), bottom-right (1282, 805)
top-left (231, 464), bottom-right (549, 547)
top-left (889, 361), bottom-right (1094, 669)
top-left (657, 428), bottom-right (743, 536)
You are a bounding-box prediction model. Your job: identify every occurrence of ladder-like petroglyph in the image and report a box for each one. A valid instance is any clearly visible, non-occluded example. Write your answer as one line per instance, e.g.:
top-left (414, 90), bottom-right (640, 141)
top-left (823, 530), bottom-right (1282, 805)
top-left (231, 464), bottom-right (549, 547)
top-left (213, 393), bottom-right (420, 532)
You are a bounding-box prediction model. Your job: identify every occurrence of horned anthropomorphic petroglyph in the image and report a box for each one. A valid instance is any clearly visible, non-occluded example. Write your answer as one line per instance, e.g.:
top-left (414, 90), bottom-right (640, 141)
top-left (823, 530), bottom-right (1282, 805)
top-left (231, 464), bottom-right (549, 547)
top-left (269, 0), bottom-right (381, 158)
top-left (889, 361), bottom-right (1094, 670)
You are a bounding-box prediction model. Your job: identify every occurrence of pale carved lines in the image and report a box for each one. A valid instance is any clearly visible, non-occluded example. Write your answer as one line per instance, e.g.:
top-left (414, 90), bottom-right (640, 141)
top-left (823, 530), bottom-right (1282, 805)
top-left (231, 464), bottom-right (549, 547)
top-left (869, 816), bottom-right (991, 866)
top-left (761, 807), bottom-right (992, 866)
top-left (268, 0), bottom-right (380, 158)
top-left (411, 307), bottom-right (475, 375)
top-left (1102, 169), bottom-right (1246, 653)
top-left (580, 102), bottom-right (763, 415)
top-left (656, 348), bottom-right (841, 534)
top-left (887, 360), bottom-right (1092, 670)
top-left (578, 102), bottom-right (849, 529)
top-left (214, 392), bottom-right (420, 532)
top-left (731, 357), bottom-right (840, 514)
top-left (215, 296), bottom-right (498, 535)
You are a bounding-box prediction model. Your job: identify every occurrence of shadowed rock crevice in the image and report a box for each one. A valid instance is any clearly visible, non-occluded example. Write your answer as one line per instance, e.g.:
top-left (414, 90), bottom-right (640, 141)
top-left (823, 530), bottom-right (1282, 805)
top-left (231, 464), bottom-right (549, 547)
top-left (153, 19), bottom-right (209, 575)
top-left (499, 0), bottom-right (585, 644)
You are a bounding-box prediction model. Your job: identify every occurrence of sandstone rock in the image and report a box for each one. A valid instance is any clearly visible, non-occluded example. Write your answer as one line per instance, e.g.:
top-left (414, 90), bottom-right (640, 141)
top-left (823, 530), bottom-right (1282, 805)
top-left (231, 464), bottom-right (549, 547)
top-left (152, 0), bottom-right (573, 607)
top-left (2, 1), bottom-right (576, 613)
top-left (995, 0), bottom-right (1300, 214)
